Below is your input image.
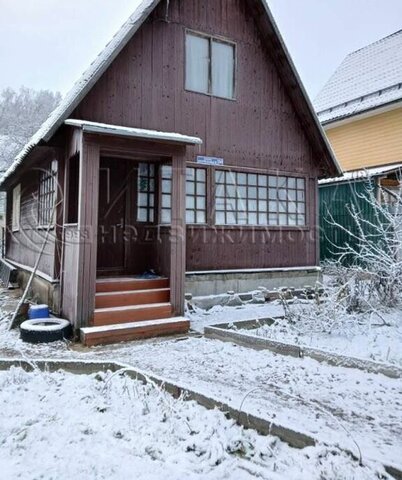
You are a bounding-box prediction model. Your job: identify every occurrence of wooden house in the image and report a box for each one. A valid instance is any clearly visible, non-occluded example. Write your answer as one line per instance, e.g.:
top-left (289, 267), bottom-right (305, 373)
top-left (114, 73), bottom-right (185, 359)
top-left (316, 30), bottom-right (402, 262)
top-left (0, 0), bottom-right (340, 345)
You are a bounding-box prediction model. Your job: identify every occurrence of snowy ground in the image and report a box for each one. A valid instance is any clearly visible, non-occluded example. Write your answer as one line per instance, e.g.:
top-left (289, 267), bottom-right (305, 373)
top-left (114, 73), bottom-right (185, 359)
top-left (1, 287), bottom-right (402, 476)
top-left (1, 367), bottom-right (388, 480)
top-left (187, 301), bottom-right (284, 333)
top-left (237, 308), bottom-right (402, 366)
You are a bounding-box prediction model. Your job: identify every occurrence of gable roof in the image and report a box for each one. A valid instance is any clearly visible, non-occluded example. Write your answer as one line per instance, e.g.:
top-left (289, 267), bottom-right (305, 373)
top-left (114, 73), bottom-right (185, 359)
top-left (315, 30), bottom-right (402, 125)
top-left (0, 0), bottom-right (341, 188)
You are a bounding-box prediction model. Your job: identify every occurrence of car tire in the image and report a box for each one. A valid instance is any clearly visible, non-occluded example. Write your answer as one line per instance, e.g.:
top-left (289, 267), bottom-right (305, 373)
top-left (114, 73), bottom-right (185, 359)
top-left (20, 318), bottom-right (72, 344)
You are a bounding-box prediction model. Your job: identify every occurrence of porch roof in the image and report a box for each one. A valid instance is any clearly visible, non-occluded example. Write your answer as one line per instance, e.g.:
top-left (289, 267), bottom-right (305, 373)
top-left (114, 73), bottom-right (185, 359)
top-left (64, 119), bottom-right (203, 146)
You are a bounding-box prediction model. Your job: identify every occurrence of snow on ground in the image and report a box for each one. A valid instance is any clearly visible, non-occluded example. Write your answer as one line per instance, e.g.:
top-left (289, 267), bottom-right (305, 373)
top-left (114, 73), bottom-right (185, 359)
top-left (187, 301), bottom-right (284, 333)
top-left (238, 308), bottom-right (402, 366)
top-left (0, 367), bottom-right (386, 480)
top-left (1, 287), bottom-right (402, 473)
top-left (187, 293), bottom-right (402, 366)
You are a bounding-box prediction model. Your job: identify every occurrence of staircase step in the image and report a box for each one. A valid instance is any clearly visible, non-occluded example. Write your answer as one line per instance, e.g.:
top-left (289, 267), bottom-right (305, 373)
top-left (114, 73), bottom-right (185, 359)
top-left (95, 288), bottom-right (170, 309)
top-left (96, 277), bottom-right (169, 293)
top-left (93, 303), bottom-right (172, 326)
top-left (81, 317), bottom-right (190, 346)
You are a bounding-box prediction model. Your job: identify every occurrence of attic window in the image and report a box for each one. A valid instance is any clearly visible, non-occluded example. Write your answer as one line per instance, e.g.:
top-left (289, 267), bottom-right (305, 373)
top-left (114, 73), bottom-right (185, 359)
top-left (185, 31), bottom-right (235, 99)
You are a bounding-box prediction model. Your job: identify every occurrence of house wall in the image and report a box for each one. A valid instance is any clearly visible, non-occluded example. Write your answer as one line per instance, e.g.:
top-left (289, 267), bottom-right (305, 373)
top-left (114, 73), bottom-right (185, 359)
top-left (325, 107), bottom-right (402, 172)
top-left (72, 0), bottom-right (323, 271)
top-left (5, 159), bottom-right (58, 281)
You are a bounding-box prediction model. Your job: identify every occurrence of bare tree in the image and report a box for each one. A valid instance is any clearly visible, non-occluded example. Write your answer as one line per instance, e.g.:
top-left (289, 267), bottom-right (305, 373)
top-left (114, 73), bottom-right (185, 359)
top-left (0, 87), bottom-right (61, 170)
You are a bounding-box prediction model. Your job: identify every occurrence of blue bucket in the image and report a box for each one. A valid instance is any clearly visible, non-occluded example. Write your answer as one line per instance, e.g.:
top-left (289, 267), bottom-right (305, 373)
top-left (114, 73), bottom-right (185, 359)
top-left (29, 304), bottom-right (50, 319)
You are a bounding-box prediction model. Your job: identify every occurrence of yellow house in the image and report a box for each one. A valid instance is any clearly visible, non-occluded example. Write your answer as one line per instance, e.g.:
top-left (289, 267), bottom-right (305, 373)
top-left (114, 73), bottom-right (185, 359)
top-left (315, 30), bottom-right (402, 173)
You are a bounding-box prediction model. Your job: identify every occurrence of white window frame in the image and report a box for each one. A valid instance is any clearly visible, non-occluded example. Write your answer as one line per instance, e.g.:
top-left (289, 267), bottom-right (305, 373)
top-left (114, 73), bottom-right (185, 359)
top-left (185, 30), bottom-right (236, 100)
top-left (160, 166), bottom-right (208, 225)
top-left (12, 183), bottom-right (21, 232)
top-left (214, 170), bottom-right (307, 227)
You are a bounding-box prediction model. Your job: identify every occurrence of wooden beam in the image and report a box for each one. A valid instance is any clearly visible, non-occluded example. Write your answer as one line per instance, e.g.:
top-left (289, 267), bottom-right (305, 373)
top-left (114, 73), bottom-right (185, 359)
top-left (170, 154), bottom-right (186, 316)
top-left (75, 136), bottom-right (100, 327)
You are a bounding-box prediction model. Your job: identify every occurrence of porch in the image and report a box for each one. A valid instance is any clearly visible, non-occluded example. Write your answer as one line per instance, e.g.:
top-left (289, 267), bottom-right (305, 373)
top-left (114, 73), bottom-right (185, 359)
top-left (60, 120), bottom-right (202, 345)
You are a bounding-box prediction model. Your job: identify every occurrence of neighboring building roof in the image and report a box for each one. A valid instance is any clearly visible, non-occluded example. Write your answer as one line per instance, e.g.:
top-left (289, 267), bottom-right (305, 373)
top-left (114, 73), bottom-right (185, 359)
top-left (315, 30), bottom-right (402, 125)
top-left (0, 0), bottom-right (341, 188)
top-left (319, 162), bottom-right (402, 186)
top-left (64, 119), bottom-right (203, 145)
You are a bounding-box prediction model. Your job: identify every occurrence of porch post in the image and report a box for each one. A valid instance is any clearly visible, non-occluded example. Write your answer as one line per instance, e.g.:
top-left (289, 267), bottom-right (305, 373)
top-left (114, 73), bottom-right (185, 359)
top-left (76, 136), bottom-right (100, 328)
top-left (170, 154), bottom-right (186, 316)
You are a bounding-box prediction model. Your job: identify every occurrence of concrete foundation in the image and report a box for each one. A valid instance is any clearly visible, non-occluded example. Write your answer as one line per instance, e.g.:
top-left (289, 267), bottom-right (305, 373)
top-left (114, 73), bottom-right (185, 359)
top-left (16, 269), bottom-right (61, 314)
top-left (185, 267), bottom-right (321, 297)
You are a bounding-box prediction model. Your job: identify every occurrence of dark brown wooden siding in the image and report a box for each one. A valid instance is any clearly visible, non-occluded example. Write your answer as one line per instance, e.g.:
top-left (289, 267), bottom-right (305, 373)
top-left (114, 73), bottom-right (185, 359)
top-left (6, 167), bottom-right (57, 278)
top-left (72, 0), bottom-right (321, 270)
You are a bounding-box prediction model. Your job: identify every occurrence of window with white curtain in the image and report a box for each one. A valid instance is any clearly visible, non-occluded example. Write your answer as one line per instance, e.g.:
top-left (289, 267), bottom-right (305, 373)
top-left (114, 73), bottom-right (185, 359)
top-left (185, 31), bottom-right (235, 99)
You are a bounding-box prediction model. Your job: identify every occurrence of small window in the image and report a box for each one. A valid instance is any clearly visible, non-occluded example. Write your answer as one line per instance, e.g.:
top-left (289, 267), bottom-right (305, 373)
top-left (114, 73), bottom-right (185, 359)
top-left (12, 183), bottom-right (21, 232)
top-left (160, 166), bottom-right (207, 225)
top-left (186, 167), bottom-right (207, 224)
top-left (38, 161), bottom-right (57, 227)
top-left (137, 163), bottom-right (155, 223)
top-left (215, 170), bottom-right (306, 227)
top-left (186, 31), bottom-right (235, 99)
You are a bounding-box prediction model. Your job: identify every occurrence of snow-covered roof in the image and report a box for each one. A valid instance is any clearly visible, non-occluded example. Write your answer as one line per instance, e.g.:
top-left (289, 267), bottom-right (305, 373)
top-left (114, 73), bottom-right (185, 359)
top-left (65, 119), bottom-right (203, 145)
top-left (319, 162), bottom-right (402, 186)
top-left (0, 0), bottom-right (159, 187)
top-left (315, 30), bottom-right (402, 124)
top-left (0, 0), bottom-right (341, 188)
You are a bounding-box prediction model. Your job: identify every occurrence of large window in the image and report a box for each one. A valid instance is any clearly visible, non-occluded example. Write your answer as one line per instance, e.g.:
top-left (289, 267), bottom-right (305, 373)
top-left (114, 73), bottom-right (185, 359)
top-left (38, 161), bottom-right (57, 227)
top-left (215, 170), bottom-right (306, 226)
top-left (12, 184), bottom-right (21, 232)
top-left (160, 166), bottom-right (207, 225)
top-left (137, 163), bottom-right (155, 223)
top-left (185, 31), bottom-right (235, 99)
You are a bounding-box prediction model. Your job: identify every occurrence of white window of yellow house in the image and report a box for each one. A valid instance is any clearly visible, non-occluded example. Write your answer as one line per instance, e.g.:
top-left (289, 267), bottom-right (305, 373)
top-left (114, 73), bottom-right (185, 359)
top-left (186, 31), bottom-right (235, 99)
top-left (12, 183), bottom-right (21, 232)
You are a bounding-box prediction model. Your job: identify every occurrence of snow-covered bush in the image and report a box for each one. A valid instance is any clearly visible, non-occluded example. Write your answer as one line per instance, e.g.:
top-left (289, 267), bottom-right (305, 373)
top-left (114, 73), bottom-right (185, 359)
top-left (323, 178), bottom-right (402, 309)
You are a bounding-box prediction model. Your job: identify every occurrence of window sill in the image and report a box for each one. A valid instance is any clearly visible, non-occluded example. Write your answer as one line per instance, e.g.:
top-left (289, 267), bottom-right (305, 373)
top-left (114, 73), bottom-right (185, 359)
top-left (185, 88), bottom-right (237, 102)
top-left (37, 225), bottom-right (55, 231)
top-left (214, 224), bottom-right (309, 231)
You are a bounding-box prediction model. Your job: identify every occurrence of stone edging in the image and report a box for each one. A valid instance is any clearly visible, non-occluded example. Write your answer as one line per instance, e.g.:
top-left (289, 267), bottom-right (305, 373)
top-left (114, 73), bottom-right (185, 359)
top-left (204, 319), bottom-right (402, 379)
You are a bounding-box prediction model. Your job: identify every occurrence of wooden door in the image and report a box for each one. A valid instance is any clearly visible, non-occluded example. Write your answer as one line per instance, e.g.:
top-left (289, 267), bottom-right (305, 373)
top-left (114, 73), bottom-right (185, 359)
top-left (97, 158), bottom-right (128, 275)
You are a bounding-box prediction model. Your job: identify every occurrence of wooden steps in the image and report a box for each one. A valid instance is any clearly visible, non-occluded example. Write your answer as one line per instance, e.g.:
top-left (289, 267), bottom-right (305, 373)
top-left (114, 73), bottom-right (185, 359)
top-left (93, 302), bottom-right (173, 326)
top-left (95, 288), bottom-right (170, 309)
top-left (81, 317), bottom-right (190, 346)
top-left (82, 277), bottom-right (189, 344)
top-left (96, 277), bottom-right (169, 293)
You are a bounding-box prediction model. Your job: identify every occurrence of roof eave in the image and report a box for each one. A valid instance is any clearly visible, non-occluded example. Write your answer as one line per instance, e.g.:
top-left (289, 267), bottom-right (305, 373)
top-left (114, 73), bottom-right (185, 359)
top-left (65, 119), bottom-right (203, 146)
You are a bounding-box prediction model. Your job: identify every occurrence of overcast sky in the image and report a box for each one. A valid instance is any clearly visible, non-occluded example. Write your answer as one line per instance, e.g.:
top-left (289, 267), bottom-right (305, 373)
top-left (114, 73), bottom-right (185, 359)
top-left (0, 0), bottom-right (401, 100)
